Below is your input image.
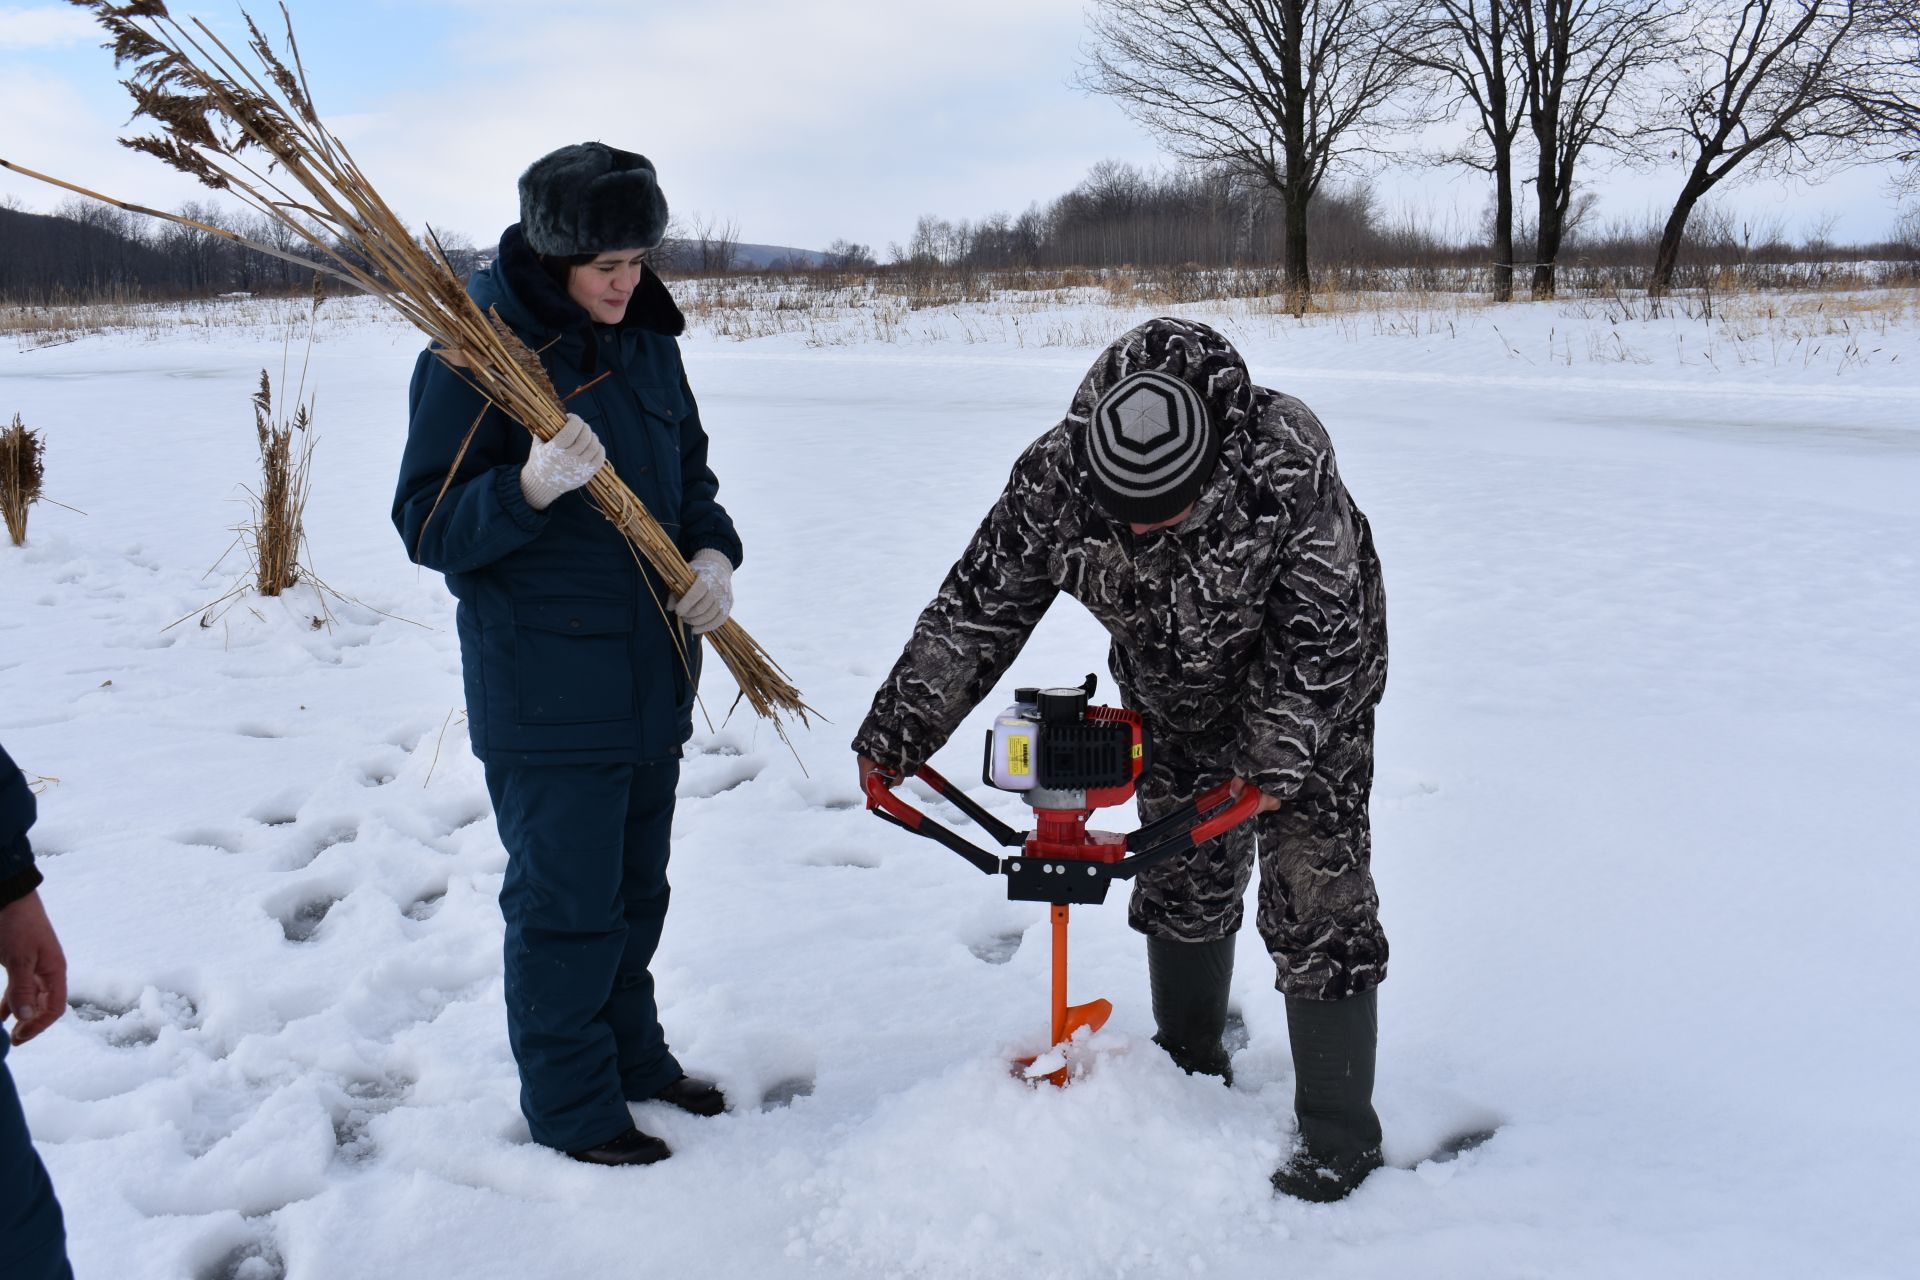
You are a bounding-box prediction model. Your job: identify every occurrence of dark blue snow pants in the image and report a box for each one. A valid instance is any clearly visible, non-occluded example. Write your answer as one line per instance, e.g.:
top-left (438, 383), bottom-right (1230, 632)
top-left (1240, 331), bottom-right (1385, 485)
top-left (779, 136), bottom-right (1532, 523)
top-left (0, 1037), bottom-right (73, 1279)
top-left (483, 759), bottom-right (684, 1152)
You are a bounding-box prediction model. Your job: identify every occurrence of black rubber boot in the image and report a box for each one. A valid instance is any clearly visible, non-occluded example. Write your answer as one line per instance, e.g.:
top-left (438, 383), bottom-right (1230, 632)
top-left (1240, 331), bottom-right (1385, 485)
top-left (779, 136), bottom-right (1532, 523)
top-left (1147, 935), bottom-right (1236, 1084)
top-left (652, 1074), bottom-right (727, 1117)
top-left (1271, 988), bottom-right (1383, 1202)
top-left (567, 1127), bottom-right (671, 1167)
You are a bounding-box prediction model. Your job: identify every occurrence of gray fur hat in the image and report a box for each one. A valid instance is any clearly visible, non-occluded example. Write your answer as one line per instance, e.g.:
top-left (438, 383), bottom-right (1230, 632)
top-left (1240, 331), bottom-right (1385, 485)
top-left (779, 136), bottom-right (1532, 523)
top-left (517, 142), bottom-right (670, 257)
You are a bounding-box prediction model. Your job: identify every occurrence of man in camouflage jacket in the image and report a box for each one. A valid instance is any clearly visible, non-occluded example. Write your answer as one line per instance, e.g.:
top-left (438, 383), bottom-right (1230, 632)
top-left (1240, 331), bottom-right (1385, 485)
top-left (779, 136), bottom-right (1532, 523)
top-left (853, 317), bottom-right (1390, 1201)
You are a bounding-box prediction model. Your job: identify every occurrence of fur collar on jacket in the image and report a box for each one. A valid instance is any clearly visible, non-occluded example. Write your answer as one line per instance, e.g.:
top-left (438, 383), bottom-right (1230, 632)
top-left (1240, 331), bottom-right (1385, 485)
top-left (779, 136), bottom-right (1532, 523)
top-left (489, 222), bottom-right (686, 340)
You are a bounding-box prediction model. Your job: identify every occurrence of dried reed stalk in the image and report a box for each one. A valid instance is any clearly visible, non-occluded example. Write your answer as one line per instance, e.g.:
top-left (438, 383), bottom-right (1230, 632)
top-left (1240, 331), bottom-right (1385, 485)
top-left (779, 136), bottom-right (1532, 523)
top-left (28, 0), bottom-right (808, 730)
top-left (245, 369), bottom-right (313, 595)
top-left (0, 414), bottom-right (45, 547)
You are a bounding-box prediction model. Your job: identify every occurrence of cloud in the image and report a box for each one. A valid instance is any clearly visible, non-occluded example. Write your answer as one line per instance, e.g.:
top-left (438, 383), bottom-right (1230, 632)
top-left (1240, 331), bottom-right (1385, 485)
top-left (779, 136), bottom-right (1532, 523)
top-left (337, 0), bottom-right (1162, 251)
top-left (0, 5), bottom-right (95, 50)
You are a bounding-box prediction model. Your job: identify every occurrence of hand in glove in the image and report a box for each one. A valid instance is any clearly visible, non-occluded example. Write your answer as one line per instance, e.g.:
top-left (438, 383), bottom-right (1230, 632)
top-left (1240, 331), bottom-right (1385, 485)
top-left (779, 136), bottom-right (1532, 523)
top-left (670, 548), bottom-right (734, 636)
top-left (520, 414), bottom-right (607, 510)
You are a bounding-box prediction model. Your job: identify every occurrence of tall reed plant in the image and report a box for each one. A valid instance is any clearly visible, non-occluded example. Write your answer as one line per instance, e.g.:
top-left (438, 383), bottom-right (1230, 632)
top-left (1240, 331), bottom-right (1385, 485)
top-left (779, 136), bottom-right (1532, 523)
top-left (243, 370), bottom-right (313, 596)
top-left (1, 1), bottom-right (808, 731)
top-left (0, 414), bottom-right (44, 547)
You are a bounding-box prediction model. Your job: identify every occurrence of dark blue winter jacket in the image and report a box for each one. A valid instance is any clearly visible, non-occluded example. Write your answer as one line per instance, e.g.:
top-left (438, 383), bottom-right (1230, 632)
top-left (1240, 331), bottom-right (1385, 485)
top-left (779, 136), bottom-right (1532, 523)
top-left (0, 742), bottom-right (40, 909)
top-left (393, 225), bottom-right (742, 764)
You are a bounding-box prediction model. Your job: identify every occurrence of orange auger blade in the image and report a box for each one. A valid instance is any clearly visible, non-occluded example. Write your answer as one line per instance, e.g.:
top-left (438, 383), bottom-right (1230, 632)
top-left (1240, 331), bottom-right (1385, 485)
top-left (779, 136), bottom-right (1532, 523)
top-left (1011, 904), bottom-right (1113, 1088)
top-left (1062, 999), bottom-right (1112, 1041)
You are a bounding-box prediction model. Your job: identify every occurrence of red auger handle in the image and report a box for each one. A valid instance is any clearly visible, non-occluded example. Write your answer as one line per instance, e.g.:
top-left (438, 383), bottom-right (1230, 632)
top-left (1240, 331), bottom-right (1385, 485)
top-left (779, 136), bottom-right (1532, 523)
top-left (1188, 780), bottom-right (1263, 844)
top-left (1113, 779), bottom-right (1264, 879)
top-left (864, 767), bottom-right (1009, 876)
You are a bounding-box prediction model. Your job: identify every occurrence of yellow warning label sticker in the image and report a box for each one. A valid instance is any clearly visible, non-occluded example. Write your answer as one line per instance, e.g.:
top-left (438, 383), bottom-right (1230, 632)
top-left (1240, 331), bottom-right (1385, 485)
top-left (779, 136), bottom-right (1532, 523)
top-left (1008, 735), bottom-right (1032, 776)
top-left (1131, 744), bottom-right (1143, 759)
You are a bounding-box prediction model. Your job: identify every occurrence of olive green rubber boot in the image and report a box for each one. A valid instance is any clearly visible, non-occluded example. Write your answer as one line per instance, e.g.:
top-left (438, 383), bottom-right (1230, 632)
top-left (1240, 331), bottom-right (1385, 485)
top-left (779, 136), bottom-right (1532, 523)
top-left (1147, 935), bottom-right (1235, 1085)
top-left (1271, 987), bottom-right (1384, 1202)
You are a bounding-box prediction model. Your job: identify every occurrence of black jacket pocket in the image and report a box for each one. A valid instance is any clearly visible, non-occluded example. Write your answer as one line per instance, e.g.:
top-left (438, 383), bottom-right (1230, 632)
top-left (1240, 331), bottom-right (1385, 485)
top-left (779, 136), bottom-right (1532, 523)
top-left (511, 597), bottom-right (637, 725)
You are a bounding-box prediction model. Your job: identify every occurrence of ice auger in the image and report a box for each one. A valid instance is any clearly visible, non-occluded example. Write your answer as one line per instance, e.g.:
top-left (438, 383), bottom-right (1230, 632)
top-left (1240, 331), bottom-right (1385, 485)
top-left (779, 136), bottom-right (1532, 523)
top-left (864, 676), bottom-right (1261, 1085)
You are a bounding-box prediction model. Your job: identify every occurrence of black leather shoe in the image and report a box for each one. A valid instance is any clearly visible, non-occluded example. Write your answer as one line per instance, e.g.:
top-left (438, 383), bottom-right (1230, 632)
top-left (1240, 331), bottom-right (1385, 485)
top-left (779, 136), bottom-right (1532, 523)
top-left (652, 1074), bottom-right (727, 1117)
top-left (566, 1127), bottom-right (671, 1166)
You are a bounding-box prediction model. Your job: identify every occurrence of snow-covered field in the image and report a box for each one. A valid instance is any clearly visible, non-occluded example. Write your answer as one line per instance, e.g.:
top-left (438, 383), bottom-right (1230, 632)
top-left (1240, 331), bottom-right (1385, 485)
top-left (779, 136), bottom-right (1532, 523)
top-left (2, 287), bottom-right (1916, 1279)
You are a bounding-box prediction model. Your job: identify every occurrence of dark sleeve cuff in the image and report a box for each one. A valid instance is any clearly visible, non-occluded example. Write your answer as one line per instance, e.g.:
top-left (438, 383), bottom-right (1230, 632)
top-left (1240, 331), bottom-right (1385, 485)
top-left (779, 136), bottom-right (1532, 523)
top-left (686, 535), bottom-right (742, 570)
top-left (493, 463), bottom-right (551, 534)
top-left (0, 865), bottom-right (42, 913)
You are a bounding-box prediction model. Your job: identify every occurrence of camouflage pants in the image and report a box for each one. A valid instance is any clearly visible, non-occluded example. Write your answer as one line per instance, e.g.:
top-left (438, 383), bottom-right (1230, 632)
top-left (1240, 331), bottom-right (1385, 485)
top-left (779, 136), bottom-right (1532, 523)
top-left (1127, 712), bottom-right (1386, 1001)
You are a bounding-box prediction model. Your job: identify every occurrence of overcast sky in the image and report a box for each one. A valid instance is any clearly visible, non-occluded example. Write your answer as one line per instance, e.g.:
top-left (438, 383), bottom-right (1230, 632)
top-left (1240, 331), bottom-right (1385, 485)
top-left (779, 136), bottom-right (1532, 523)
top-left (1, 0), bottom-right (1910, 255)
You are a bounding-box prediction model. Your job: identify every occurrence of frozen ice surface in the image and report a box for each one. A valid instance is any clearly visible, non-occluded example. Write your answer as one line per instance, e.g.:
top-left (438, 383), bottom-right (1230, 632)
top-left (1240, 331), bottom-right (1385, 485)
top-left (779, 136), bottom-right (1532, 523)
top-left (2, 290), bottom-right (1917, 1278)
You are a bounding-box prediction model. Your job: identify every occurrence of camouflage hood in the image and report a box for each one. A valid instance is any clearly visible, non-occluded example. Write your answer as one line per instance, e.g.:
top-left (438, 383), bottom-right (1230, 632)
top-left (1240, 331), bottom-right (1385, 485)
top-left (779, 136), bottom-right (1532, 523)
top-left (1064, 317), bottom-right (1257, 522)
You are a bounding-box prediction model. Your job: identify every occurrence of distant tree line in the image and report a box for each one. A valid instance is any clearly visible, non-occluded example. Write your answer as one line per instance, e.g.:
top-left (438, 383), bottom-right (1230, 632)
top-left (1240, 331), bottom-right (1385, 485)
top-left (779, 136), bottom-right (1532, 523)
top-left (5, 1), bottom-right (1915, 307)
top-left (881, 156), bottom-right (1917, 286)
top-left (0, 197), bottom-right (493, 305)
top-left (1072, 0), bottom-right (1920, 306)
top-left (0, 195), bottom-right (777, 305)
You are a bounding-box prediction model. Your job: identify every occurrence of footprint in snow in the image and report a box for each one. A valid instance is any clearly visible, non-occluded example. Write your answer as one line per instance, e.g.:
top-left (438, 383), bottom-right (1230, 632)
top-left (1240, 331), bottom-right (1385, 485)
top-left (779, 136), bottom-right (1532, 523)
top-left (198, 1235), bottom-right (286, 1280)
top-left (967, 929), bottom-right (1025, 965)
top-left (70, 988), bottom-right (200, 1049)
top-left (273, 824), bottom-right (354, 872)
top-left (800, 846), bottom-right (881, 870)
top-left (356, 752), bottom-right (404, 788)
top-left (403, 886), bottom-right (446, 921)
top-left (172, 828), bottom-right (244, 855)
top-left (273, 893), bottom-right (339, 943)
top-left (330, 1073), bottom-right (412, 1166)
top-left (384, 723), bottom-right (433, 753)
top-left (1223, 1007), bottom-right (1249, 1055)
top-left (678, 754), bottom-right (762, 800)
top-left (759, 1074), bottom-right (815, 1111)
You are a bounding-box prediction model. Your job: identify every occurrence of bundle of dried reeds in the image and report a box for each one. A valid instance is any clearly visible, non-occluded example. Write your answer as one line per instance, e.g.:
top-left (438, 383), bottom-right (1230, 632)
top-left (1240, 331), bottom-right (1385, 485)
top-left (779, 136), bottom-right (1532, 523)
top-left (0, 414), bottom-right (45, 547)
top-left (245, 369), bottom-right (313, 596)
top-left (10, 0), bottom-right (808, 730)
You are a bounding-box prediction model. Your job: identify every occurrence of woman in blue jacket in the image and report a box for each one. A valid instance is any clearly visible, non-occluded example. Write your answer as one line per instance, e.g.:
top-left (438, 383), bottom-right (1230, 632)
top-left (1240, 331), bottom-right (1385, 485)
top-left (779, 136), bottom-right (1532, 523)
top-left (393, 143), bottom-right (742, 1167)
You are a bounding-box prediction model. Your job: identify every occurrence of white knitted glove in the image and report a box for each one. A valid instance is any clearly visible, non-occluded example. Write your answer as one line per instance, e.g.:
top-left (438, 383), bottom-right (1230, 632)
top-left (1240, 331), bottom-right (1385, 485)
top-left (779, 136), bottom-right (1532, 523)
top-left (519, 414), bottom-right (607, 510)
top-left (670, 548), bottom-right (734, 636)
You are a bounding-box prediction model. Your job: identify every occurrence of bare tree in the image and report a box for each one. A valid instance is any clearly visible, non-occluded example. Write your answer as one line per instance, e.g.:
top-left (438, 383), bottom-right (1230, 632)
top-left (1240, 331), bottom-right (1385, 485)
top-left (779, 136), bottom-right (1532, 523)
top-left (1511, 0), bottom-right (1672, 298)
top-left (1080, 0), bottom-right (1431, 309)
top-left (1648, 0), bottom-right (1920, 292)
top-left (1401, 1), bottom-right (1529, 299)
top-left (689, 213), bottom-right (741, 275)
top-left (822, 239), bottom-right (876, 270)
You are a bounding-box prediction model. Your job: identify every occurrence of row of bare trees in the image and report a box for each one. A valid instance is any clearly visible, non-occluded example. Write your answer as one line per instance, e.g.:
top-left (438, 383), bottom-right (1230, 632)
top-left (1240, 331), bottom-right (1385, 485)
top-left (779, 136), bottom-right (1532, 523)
top-left (0, 194), bottom-right (755, 304)
top-left (0, 195), bottom-right (495, 305)
top-left (891, 163), bottom-right (1399, 271)
top-left (1078, 0), bottom-right (1920, 306)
